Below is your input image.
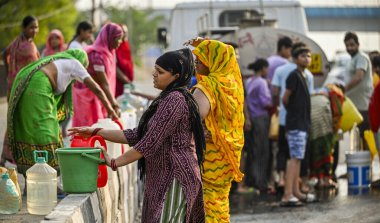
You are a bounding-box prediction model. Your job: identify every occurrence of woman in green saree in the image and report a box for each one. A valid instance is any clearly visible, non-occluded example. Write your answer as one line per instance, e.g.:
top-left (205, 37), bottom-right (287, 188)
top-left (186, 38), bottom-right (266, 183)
top-left (7, 48), bottom-right (118, 176)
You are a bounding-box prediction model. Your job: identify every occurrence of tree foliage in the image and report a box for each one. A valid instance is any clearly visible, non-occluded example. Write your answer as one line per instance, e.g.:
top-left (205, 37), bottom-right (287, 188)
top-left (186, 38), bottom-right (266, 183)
top-left (0, 0), bottom-right (78, 51)
top-left (104, 6), bottom-right (164, 61)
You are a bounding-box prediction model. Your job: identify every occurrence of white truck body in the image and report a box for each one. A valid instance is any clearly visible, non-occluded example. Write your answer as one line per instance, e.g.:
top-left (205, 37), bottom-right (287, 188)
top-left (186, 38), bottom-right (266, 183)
top-left (220, 26), bottom-right (329, 87)
top-left (168, 0), bottom-right (308, 50)
top-left (167, 0), bottom-right (330, 87)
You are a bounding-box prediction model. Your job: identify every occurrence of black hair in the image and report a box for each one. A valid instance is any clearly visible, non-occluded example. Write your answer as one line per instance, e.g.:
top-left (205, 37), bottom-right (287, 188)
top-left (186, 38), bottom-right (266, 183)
top-left (292, 42), bottom-right (306, 52)
top-left (369, 51), bottom-right (379, 56)
top-left (344, 31), bottom-right (359, 45)
top-left (75, 21), bottom-right (93, 35)
top-left (277, 36), bottom-right (293, 52)
top-left (291, 42), bottom-right (310, 58)
top-left (223, 42), bottom-right (239, 49)
top-left (372, 55), bottom-right (380, 67)
top-left (247, 58), bottom-right (269, 72)
top-left (292, 47), bottom-right (310, 59)
top-left (68, 21), bottom-right (93, 48)
top-left (22, 15), bottom-right (37, 28)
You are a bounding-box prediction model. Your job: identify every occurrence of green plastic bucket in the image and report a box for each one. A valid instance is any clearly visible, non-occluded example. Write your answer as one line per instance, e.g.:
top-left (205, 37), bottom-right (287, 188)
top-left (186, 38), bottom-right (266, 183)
top-left (56, 148), bottom-right (105, 193)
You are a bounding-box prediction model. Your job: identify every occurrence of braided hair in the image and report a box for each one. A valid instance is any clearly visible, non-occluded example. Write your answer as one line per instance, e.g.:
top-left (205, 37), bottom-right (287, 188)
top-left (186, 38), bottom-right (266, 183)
top-left (137, 48), bottom-right (206, 180)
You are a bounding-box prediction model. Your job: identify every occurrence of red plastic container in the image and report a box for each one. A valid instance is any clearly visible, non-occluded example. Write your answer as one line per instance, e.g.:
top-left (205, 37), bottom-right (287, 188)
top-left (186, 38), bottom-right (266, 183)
top-left (70, 135), bottom-right (108, 188)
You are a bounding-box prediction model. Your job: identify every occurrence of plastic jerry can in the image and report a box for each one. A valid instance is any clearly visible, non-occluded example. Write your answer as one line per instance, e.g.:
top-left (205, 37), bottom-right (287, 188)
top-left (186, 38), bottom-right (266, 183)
top-left (26, 150), bottom-right (57, 215)
top-left (0, 172), bottom-right (20, 214)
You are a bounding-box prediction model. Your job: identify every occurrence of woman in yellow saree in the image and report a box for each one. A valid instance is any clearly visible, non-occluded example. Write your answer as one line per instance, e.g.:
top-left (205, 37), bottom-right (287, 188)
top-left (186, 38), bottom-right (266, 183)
top-left (187, 38), bottom-right (245, 222)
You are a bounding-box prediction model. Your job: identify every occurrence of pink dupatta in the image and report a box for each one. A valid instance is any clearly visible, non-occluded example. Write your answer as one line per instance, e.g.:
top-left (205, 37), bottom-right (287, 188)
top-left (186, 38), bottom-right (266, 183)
top-left (72, 23), bottom-right (123, 127)
top-left (42, 29), bottom-right (66, 56)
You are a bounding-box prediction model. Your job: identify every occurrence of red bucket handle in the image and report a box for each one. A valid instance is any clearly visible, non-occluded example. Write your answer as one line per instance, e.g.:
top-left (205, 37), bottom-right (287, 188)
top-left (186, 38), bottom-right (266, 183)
top-left (113, 118), bottom-right (126, 154)
top-left (70, 135), bottom-right (108, 188)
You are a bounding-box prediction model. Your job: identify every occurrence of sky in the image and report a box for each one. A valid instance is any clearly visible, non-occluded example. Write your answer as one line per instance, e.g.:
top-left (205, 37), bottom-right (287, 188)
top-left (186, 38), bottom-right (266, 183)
top-left (76, 0), bottom-right (380, 10)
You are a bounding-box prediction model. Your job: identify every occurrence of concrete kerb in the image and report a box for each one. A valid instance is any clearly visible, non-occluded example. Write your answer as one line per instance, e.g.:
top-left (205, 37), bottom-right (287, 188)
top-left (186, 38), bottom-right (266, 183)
top-left (43, 193), bottom-right (102, 223)
top-left (41, 162), bottom-right (140, 223)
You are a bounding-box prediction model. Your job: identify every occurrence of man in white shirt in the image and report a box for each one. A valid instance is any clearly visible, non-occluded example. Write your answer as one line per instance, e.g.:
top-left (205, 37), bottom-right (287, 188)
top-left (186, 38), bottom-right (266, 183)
top-left (344, 31), bottom-right (373, 150)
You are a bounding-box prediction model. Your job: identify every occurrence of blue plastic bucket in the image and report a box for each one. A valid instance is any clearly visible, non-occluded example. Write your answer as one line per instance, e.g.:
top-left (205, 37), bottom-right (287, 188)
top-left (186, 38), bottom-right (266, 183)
top-left (345, 151), bottom-right (371, 188)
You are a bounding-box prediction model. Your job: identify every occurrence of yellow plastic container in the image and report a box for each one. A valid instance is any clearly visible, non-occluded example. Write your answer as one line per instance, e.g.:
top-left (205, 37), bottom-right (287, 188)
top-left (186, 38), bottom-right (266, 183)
top-left (364, 130), bottom-right (378, 161)
top-left (340, 97), bottom-right (363, 132)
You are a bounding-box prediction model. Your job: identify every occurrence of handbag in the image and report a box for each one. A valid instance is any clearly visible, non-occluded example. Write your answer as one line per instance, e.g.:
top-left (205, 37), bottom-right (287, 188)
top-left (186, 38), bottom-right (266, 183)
top-left (269, 113), bottom-right (279, 140)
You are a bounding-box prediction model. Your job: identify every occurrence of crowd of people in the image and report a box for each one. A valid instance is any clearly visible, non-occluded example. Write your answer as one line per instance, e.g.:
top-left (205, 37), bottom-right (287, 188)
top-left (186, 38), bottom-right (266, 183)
top-left (1, 16), bottom-right (134, 169)
top-left (239, 32), bottom-right (380, 207)
top-left (1, 14), bottom-right (380, 223)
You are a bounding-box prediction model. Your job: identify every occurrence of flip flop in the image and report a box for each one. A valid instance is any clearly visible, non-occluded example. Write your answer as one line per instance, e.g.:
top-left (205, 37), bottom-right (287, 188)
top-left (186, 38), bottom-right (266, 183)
top-left (280, 197), bottom-right (304, 207)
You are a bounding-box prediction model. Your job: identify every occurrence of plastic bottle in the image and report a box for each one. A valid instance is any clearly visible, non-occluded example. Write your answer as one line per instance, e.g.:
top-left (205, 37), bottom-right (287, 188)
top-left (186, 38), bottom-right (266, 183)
top-left (116, 84), bottom-right (145, 122)
top-left (0, 173), bottom-right (20, 214)
top-left (350, 123), bottom-right (361, 152)
top-left (26, 150), bottom-right (57, 215)
top-left (120, 99), bottom-right (137, 129)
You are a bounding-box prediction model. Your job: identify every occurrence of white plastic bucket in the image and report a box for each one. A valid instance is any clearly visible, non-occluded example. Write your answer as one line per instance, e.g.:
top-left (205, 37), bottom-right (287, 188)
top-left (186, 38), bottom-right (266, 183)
top-left (345, 151), bottom-right (371, 188)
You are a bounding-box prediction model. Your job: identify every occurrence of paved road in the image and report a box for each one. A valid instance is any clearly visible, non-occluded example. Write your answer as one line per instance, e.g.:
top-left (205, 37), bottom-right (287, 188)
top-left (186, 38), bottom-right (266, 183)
top-left (229, 128), bottom-right (380, 222)
top-left (1, 80), bottom-right (380, 222)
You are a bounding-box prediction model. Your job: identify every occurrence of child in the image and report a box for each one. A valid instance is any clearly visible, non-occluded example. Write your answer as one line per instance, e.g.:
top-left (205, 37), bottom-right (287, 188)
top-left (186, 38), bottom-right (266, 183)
top-left (281, 44), bottom-right (316, 206)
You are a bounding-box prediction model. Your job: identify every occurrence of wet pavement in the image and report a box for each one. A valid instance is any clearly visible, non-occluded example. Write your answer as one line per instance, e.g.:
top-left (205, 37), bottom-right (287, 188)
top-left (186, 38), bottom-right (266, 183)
top-left (230, 180), bottom-right (380, 223)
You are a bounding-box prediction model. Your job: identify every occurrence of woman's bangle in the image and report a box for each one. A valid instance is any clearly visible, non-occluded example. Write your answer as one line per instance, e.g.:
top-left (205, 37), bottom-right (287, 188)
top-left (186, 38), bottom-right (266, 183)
top-left (110, 158), bottom-right (117, 171)
top-left (91, 128), bottom-right (103, 136)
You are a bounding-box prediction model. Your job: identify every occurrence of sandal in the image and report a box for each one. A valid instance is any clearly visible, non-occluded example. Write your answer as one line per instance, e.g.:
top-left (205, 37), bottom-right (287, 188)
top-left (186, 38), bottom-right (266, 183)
top-left (280, 197), bottom-right (304, 207)
top-left (317, 179), bottom-right (338, 189)
top-left (300, 193), bottom-right (317, 203)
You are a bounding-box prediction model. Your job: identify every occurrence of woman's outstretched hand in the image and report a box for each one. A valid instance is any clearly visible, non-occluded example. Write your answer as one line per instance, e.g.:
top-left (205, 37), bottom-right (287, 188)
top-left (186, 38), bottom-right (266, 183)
top-left (183, 37), bottom-right (207, 47)
top-left (68, 126), bottom-right (95, 138)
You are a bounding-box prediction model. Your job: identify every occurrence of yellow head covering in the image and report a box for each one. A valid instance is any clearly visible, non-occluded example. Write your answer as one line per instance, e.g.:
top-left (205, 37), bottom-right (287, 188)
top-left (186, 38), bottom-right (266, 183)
top-left (193, 40), bottom-right (245, 181)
